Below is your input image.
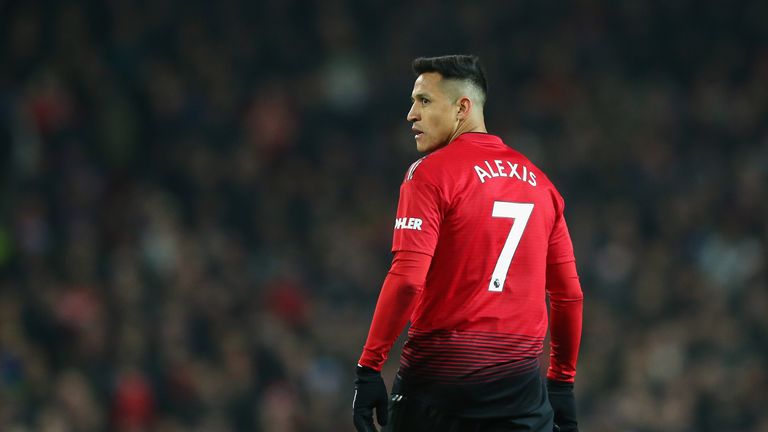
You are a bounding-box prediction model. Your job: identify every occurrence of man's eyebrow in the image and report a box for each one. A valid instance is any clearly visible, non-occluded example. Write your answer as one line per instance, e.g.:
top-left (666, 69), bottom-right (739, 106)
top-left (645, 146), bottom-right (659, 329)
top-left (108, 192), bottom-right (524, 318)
top-left (411, 92), bottom-right (431, 100)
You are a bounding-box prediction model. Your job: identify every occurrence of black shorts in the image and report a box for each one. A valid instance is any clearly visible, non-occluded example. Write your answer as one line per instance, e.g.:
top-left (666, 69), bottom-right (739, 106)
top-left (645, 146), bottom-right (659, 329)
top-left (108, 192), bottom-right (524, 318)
top-left (386, 372), bottom-right (554, 432)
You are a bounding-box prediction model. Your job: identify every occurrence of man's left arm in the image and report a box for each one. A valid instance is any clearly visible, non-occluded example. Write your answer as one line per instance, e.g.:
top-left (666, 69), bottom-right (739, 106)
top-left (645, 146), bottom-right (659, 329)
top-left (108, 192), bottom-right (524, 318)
top-left (546, 259), bottom-right (583, 432)
top-left (545, 203), bottom-right (583, 432)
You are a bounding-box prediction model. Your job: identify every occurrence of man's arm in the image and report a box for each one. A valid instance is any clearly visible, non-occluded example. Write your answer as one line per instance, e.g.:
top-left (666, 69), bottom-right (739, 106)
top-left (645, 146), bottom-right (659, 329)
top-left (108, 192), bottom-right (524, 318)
top-left (353, 250), bottom-right (431, 431)
top-left (546, 260), bottom-right (583, 382)
top-left (358, 250), bottom-right (430, 370)
top-left (546, 260), bottom-right (583, 432)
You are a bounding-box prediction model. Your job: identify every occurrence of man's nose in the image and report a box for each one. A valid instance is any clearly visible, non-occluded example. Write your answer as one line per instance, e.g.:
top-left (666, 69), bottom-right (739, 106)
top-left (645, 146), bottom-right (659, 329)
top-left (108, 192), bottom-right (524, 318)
top-left (407, 104), bottom-right (419, 122)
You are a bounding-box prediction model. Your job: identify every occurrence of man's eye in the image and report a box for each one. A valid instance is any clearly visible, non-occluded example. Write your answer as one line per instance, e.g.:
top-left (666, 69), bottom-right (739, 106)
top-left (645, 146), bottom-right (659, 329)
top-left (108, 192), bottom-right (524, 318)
top-left (421, 98), bottom-right (430, 105)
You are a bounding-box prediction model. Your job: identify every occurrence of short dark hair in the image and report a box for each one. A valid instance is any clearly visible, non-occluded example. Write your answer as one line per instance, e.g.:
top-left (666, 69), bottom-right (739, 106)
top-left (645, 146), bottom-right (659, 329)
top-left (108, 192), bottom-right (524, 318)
top-left (412, 55), bottom-right (488, 103)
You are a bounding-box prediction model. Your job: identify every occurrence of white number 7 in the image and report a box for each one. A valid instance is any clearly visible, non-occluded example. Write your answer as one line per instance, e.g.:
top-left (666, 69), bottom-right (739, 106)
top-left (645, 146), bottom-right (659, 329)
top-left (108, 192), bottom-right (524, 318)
top-left (488, 201), bottom-right (534, 292)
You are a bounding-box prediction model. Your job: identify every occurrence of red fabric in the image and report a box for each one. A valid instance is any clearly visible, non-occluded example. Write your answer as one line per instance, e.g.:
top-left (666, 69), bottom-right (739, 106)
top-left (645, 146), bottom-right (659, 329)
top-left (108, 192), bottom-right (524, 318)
top-left (358, 251), bottom-right (431, 371)
top-left (546, 261), bottom-right (583, 383)
top-left (361, 133), bottom-right (583, 381)
top-left (391, 133), bottom-right (573, 336)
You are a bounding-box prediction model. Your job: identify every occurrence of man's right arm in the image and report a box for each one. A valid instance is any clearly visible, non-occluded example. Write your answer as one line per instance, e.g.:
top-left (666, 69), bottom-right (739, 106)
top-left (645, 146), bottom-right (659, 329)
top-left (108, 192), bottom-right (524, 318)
top-left (361, 163), bottom-right (443, 369)
top-left (354, 162), bottom-right (442, 431)
top-left (358, 250), bottom-right (431, 370)
top-left (353, 251), bottom-right (431, 432)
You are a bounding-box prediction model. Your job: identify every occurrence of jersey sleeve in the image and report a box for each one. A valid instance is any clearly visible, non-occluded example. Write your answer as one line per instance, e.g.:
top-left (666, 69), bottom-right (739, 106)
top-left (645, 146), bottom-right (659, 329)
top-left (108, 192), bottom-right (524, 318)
top-left (546, 260), bottom-right (583, 382)
top-left (391, 169), bottom-right (445, 256)
top-left (546, 192), bottom-right (582, 382)
top-left (547, 194), bottom-right (576, 264)
top-left (358, 251), bottom-right (431, 371)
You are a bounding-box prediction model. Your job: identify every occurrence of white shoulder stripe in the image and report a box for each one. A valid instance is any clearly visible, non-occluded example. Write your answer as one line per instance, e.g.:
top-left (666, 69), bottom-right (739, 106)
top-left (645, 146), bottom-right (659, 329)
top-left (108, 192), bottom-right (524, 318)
top-left (406, 156), bottom-right (427, 181)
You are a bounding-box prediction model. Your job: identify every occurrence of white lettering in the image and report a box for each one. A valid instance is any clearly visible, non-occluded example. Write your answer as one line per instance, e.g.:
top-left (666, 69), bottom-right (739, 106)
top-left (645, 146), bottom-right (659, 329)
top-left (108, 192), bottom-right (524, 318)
top-left (485, 160), bottom-right (499, 177)
top-left (495, 160), bottom-right (507, 177)
top-left (474, 165), bottom-right (491, 183)
top-left (474, 160), bottom-right (537, 187)
top-left (509, 163), bottom-right (522, 180)
top-left (394, 217), bottom-right (423, 230)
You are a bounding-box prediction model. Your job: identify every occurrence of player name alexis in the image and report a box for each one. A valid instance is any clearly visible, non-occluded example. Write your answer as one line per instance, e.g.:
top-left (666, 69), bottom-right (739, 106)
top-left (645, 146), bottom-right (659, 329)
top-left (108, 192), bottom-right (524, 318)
top-left (473, 160), bottom-right (537, 186)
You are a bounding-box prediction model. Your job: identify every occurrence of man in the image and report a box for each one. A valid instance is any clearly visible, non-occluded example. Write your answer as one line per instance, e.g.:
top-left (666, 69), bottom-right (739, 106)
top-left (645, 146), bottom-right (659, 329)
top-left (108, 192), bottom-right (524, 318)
top-left (353, 55), bottom-right (583, 432)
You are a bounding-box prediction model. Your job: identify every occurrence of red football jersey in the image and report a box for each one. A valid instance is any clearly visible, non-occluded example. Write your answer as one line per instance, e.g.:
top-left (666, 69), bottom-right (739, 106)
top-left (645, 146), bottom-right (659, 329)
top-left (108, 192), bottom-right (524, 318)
top-left (391, 132), bottom-right (576, 384)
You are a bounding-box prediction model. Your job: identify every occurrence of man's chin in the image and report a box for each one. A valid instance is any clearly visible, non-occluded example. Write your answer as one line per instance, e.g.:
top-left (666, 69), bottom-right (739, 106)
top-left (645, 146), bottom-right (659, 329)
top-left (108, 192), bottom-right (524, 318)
top-left (415, 139), bottom-right (432, 153)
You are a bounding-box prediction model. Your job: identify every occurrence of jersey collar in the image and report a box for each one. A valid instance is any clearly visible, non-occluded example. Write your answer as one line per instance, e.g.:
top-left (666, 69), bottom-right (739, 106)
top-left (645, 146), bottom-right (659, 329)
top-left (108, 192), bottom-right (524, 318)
top-left (453, 132), bottom-right (504, 145)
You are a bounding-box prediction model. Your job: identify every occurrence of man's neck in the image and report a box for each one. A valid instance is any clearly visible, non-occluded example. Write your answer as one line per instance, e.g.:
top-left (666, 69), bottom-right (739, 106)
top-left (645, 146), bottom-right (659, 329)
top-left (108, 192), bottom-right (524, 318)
top-left (448, 119), bottom-right (487, 143)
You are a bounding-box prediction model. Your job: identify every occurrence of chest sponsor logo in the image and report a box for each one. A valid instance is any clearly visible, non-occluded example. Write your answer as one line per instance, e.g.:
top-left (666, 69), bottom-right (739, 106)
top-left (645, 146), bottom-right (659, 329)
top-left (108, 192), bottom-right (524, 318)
top-left (394, 217), bottom-right (423, 231)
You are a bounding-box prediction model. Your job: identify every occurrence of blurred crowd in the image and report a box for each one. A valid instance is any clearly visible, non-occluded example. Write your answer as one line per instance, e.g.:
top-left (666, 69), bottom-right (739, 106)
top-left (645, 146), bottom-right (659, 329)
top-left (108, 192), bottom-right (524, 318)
top-left (1, 0), bottom-right (767, 431)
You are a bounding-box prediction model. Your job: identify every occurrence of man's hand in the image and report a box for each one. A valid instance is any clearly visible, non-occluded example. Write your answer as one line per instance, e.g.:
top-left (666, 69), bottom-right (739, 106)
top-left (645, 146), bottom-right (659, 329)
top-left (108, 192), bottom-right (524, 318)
top-left (548, 379), bottom-right (578, 432)
top-left (353, 365), bottom-right (389, 432)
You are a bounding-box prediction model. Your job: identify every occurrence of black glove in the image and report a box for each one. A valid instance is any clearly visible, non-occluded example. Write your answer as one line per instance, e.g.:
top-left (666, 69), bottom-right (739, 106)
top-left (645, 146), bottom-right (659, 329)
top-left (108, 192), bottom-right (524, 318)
top-left (353, 365), bottom-right (389, 432)
top-left (548, 379), bottom-right (578, 432)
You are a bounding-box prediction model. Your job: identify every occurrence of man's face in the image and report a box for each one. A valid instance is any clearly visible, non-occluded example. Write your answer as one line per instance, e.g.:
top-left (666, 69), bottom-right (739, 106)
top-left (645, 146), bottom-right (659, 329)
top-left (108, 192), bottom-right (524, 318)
top-left (407, 72), bottom-right (459, 153)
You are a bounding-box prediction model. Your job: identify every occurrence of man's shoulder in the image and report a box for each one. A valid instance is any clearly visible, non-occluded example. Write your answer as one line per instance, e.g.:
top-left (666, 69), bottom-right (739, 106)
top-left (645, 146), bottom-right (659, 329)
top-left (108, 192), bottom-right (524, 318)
top-left (402, 147), bottom-right (456, 183)
top-left (411, 140), bottom-right (473, 173)
top-left (403, 155), bottom-right (429, 182)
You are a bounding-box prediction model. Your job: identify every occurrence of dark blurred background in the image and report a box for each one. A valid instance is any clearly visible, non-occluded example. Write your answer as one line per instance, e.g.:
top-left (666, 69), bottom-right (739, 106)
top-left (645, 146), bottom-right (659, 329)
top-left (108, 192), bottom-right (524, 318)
top-left (1, 0), bottom-right (767, 431)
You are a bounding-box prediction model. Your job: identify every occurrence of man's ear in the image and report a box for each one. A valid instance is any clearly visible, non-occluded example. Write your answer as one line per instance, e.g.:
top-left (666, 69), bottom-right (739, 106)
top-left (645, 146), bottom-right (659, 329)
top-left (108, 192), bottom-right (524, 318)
top-left (457, 96), bottom-right (472, 120)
